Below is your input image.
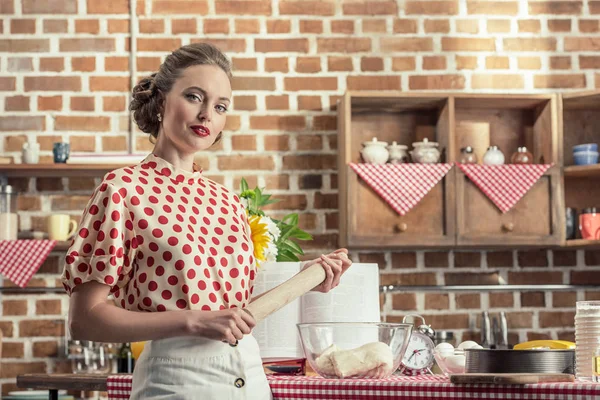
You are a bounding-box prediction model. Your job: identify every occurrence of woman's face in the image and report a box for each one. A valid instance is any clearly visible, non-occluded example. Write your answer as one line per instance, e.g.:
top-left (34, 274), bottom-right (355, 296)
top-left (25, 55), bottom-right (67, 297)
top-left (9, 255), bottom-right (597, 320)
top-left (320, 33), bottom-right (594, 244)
top-left (160, 64), bottom-right (232, 154)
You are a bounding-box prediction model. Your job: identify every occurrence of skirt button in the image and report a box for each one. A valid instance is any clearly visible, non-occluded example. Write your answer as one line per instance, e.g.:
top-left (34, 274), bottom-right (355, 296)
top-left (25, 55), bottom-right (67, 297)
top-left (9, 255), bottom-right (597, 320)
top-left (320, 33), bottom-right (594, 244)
top-left (234, 378), bottom-right (245, 388)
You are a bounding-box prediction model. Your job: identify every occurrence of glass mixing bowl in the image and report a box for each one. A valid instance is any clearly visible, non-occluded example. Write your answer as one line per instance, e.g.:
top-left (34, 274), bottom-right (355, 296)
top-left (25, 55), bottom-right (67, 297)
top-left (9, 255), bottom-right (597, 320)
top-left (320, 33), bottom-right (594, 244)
top-left (297, 322), bottom-right (413, 379)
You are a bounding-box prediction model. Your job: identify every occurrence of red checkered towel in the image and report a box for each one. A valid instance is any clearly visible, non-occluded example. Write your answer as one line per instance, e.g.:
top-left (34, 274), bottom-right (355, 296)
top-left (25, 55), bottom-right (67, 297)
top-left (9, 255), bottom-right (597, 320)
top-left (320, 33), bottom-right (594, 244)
top-left (108, 374), bottom-right (132, 399)
top-left (457, 163), bottom-right (553, 213)
top-left (349, 163), bottom-right (453, 215)
top-left (0, 240), bottom-right (56, 287)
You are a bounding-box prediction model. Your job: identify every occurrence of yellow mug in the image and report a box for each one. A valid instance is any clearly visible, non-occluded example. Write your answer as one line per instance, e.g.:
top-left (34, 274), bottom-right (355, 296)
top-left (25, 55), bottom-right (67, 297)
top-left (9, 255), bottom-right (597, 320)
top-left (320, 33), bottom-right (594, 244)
top-left (47, 214), bottom-right (77, 241)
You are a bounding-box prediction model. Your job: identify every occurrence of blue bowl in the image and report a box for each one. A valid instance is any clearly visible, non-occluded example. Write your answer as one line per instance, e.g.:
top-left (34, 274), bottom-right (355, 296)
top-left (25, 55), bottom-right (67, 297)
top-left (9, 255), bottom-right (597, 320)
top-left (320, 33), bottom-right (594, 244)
top-left (573, 151), bottom-right (599, 165)
top-left (573, 143), bottom-right (598, 153)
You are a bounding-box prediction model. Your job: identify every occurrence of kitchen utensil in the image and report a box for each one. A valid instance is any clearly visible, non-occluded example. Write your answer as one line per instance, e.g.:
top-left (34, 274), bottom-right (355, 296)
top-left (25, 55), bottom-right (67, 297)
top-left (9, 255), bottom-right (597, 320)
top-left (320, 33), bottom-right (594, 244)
top-left (0, 185), bottom-right (18, 240)
top-left (465, 348), bottom-right (575, 374)
top-left (481, 311), bottom-right (492, 348)
top-left (245, 263), bottom-right (326, 323)
top-left (296, 322), bottom-right (413, 379)
top-left (496, 312), bottom-right (509, 350)
top-left (450, 373), bottom-right (574, 385)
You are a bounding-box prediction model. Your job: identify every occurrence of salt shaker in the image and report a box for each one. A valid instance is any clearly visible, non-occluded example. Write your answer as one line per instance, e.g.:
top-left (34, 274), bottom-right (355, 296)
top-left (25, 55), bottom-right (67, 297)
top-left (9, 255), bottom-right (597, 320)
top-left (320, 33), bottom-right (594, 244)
top-left (483, 146), bottom-right (505, 165)
top-left (459, 146), bottom-right (478, 164)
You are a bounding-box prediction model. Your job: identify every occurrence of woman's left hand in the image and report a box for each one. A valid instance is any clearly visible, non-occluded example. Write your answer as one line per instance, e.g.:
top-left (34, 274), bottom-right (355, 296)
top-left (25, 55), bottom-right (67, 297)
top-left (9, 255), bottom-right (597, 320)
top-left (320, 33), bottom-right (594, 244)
top-left (301, 248), bottom-right (353, 293)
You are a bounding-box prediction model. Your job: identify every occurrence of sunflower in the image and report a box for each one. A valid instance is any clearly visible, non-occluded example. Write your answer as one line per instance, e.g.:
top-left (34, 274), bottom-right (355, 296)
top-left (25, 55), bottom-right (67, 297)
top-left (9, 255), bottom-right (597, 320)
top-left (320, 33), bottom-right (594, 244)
top-left (248, 215), bottom-right (270, 264)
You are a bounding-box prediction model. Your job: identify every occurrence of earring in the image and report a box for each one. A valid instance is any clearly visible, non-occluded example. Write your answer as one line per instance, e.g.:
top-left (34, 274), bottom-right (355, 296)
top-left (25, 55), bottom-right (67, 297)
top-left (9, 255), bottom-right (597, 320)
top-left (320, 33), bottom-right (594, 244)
top-left (157, 113), bottom-right (162, 122)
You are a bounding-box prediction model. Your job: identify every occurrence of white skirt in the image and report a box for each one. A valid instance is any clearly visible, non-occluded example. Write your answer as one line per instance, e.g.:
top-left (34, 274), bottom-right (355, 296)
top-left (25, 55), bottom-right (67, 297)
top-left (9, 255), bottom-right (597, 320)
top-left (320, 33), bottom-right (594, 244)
top-left (129, 335), bottom-right (273, 400)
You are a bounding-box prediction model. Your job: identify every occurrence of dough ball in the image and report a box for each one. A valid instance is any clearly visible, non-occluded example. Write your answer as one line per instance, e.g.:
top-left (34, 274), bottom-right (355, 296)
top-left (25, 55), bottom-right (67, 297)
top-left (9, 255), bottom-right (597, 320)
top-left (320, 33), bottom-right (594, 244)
top-left (315, 344), bottom-right (339, 377)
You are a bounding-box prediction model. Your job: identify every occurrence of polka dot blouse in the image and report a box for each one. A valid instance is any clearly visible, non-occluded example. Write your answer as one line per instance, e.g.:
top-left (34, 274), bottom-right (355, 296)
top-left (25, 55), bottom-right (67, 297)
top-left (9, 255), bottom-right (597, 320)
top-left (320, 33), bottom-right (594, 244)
top-left (61, 154), bottom-right (257, 312)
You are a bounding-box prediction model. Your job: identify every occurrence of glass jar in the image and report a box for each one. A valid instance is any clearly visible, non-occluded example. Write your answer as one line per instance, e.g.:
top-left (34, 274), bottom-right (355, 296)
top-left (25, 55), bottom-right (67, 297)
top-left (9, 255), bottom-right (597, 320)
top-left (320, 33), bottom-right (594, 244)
top-left (511, 147), bottom-right (534, 164)
top-left (482, 146), bottom-right (505, 165)
top-left (0, 185), bottom-right (18, 240)
top-left (459, 146), bottom-right (478, 164)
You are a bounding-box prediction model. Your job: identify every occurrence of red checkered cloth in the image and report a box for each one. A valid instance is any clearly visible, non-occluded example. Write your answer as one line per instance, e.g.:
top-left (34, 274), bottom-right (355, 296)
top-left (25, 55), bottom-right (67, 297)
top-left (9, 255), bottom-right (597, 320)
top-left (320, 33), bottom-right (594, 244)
top-left (457, 163), bottom-right (553, 213)
top-left (0, 240), bottom-right (56, 287)
top-left (107, 374), bottom-right (132, 399)
top-left (107, 374), bottom-right (600, 400)
top-left (349, 163), bottom-right (453, 216)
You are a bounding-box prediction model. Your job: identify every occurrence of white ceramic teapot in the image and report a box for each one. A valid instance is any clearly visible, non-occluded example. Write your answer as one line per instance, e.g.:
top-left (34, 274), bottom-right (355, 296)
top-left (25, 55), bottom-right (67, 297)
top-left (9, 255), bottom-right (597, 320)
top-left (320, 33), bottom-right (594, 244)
top-left (410, 138), bottom-right (440, 164)
top-left (360, 137), bottom-right (389, 164)
top-left (387, 141), bottom-right (409, 164)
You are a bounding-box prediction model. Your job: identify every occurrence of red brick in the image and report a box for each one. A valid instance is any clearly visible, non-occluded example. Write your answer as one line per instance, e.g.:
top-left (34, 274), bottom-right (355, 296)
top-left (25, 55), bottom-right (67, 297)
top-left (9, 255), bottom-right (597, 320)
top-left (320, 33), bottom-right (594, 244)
top-left (266, 19), bottom-right (291, 33)
top-left (43, 19), bottom-right (68, 33)
top-left (33, 341), bottom-right (59, 357)
top-left (279, 1), bottom-right (335, 16)
top-left (103, 96), bottom-right (126, 112)
top-left (330, 20), bottom-right (355, 34)
top-left (361, 57), bottom-right (384, 71)
top-left (409, 75), bottom-right (465, 90)
top-left (255, 39), bottom-right (308, 53)
top-left (215, 0), bottom-right (271, 15)
top-left (424, 252), bottom-right (449, 268)
top-left (300, 20), bottom-right (323, 34)
top-left (518, 19), bottom-right (542, 33)
top-left (381, 37), bottom-right (433, 52)
top-left (218, 156), bottom-right (274, 171)
top-left (539, 311), bottom-right (575, 328)
top-left (0, 39), bottom-right (49, 52)
top-left (362, 18), bottom-right (387, 33)
top-left (424, 19), bottom-right (450, 33)
top-left (510, 271), bottom-right (562, 284)
top-left (579, 19), bottom-right (600, 33)
top-left (298, 96), bottom-right (321, 111)
top-left (456, 19), bottom-right (479, 33)
top-left (486, 56), bottom-right (510, 69)
top-left (265, 95), bottom-right (289, 110)
top-left (90, 76), bottom-right (129, 92)
top-left (571, 271), bottom-right (600, 285)
top-left (529, 1), bottom-right (583, 15)
top-left (406, 1), bottom-right (458, 15)
top-left (2, 300), bottom-right (27, 316)
top-left (442, 37), bottom-right (495, 51)
top-left (264, 135), bottom-right (289, 151)
top-left (456, 55), bottom-right (478, 70)
top-left (284, 77), bottom-right (336, 91)
top-left (391, 252), bottom-right (417, 269)
top-left (521, 291), bottom-right (545, 307)
top-left (235, 19), bottom-right (260, 34)
top-left (393, 18), bottom-right (418, 33)
top-left (467, 1), bottom-right (518, 15)
top-left (550, 56), bottom-right (571, 70)
top-left (343, 1), bottom-right (397, 14)
top-left (392, 57), bottom-right (416, 71)
top-left (37, 96), bottom-right (62, 111)
top-left (318, 38), bottom-right (371, 53)
top-left (87, 0), bottom-right (128, 13)
top-left (264, 58), bottom-right (288, 72)
top-left (4, 342), bottom-right (25, 358)
top-left (548, 19), bottom-right (572, 32)
top-left (472, 74), bottom-right (524, 89)
top-left (137, 57), bottom-right (161, 72)
top-left (136, 38), bottom-right (181, 52)
top-left (0, 1), bottom-right (14, 13)
top-left (296, 57), bottom-right (321, 73)
top-left (70, 96), bottom-right (95, 112)
top-left (172, 18), bottom-right (197, 34)
top-left (22, 0), bottom-right (77, 13)
top-left (138, 18), bottom-right (164, 34)
top-left (232, 77), bottom-right (275, 91)
top-left (75, 19), bottom-right (100, 34)
top-left (19, 319), bottom-right (65, 337)
top-left (445, 272), bottom-right (499, 285)
top-left (487, 19), bottom-right (511, 33)
top-left (55, 116), bottom-right (110, 131)
top-left (505, 38), bottom-right (557, 51)
top-left (0, 362), bottom-right (46, 379)
top-left (0, 117), bottom-right (44, 131)
top-left (71, 57), bottom-right (96, 72)
top-left (425, 293), bottom-right (449, 309)
top-left (59, 38), bottom-right (114, 52)
top-left (39, 57), bottom-right (64, 72)
top-left (392, 293), bottom-right (417, 310)
top-left (456, 293), bottom-right (480, 309)
top-left (489, 292), bottom-right (513, 308)
top-left (152, 0), bottom-right (209, 14)
top-left (313, 115), bottom-right (336, 130)
top-left (35, 300), bottom-right (61, 315)
top-left (553, 292), bottom-right (576, 308)
top-left (454, 252), bottom-right (481, 268)
top-left (328, 57), bottom-right (353, 72)
top-left (105, 56), bottom-right (129, 72)
top-left (518, 57), bottom-right (542, 70)
top-left (250, 116), bottom-right (305, 130)
top-left (580, 56), bottom-right (600, 69)
top-left (534, 74), bottom-right (585, 89)
top-left (10, 19), bottom-right (35, 34)
top-left (423, 56), bottom-right (446, 70)
top-left (380, 272), bottom-right (437, 286)
top-left (347, 76), bottom-right (401, 90)
top-left (107, 19), bottom-right (130, 33)
top-left (506, 312), bottom-right (533, 328)
top-left (203, 18), bottom-right (229, 34)
top-left (7, 58), bottom-right (32, 72)
top-left (5, 96), bottom-right (30, 111)
top-left (282, 155), bottom-right (336, 170)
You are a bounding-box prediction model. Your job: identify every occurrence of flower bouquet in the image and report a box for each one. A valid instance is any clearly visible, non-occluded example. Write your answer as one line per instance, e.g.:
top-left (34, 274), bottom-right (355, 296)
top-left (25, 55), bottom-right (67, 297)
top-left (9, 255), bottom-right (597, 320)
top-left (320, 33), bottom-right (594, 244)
top-left (239, 178), bottom-right (312, 265)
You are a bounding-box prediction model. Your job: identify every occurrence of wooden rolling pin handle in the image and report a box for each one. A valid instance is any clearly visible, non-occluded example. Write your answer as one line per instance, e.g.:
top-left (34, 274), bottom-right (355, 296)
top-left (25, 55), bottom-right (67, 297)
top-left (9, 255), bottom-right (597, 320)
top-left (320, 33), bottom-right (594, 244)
top-left (244, 263), bottom-right (326, 324)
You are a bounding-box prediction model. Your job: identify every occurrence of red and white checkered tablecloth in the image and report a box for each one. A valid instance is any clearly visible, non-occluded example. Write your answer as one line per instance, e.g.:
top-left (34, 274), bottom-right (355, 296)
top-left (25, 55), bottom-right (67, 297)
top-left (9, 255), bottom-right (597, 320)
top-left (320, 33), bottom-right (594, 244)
top-left (457, 163), bottom-right (553, 213)
top-left (107, 374), bottom-right (600, 400)
top-left (349, 163), bottom-right (453, 216)
top-left (0, 240), bottom-right (57, 287)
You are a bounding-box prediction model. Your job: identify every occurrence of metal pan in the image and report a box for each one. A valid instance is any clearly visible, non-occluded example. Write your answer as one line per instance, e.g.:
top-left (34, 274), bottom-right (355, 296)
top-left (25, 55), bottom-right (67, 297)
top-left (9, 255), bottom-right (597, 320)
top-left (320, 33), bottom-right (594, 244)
top-left (465, 349), bottom-right (575, 374)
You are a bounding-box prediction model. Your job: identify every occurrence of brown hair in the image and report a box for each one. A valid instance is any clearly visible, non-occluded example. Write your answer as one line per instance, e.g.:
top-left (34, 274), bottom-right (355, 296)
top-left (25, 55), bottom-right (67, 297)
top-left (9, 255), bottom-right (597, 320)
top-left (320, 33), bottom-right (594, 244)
top-left (130, 42), bottom-right (232, 142)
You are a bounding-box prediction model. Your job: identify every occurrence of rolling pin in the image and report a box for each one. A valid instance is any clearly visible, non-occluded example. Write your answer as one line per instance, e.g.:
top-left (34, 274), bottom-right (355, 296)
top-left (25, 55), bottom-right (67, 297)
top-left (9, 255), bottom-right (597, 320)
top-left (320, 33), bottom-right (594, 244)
top-left (244, 263), bottom-right (326, 323)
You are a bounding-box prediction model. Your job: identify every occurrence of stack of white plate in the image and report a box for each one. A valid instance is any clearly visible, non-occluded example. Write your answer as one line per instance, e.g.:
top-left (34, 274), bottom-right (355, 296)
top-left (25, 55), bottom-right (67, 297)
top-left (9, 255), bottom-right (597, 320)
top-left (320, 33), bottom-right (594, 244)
top-left (575, 301), bottom-right (600, 380)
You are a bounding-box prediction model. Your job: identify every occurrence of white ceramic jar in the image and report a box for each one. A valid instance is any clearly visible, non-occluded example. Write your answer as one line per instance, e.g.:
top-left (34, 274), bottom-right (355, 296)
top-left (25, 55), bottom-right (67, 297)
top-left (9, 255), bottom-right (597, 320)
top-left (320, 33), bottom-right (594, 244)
top-left (410, 138), bottom-right (441, 164)
top-left (387, 141), bottom-right (409, 164)
top-left (360, 137), bottom-right (389, 164)
top-left (482, 146), bottom-right (505, 165)
top-left (22, 142), bottom-right (40, 164)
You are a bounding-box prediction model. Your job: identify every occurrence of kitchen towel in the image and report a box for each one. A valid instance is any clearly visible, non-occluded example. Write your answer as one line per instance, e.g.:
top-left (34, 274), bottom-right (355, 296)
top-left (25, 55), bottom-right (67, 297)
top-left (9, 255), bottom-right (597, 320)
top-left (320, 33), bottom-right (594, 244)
top-left (457, 163), bottom-right (553, 213)
top-left (349, 163), bottom-right (453, 216)
top-left (0, 240), bottom-right (56, 287)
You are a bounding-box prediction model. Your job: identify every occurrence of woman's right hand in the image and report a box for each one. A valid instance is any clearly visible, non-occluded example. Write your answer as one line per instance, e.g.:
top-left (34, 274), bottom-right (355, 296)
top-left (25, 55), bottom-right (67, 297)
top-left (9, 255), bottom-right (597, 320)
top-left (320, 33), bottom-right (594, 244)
top-left (186, 308), bottom-right (256, 345)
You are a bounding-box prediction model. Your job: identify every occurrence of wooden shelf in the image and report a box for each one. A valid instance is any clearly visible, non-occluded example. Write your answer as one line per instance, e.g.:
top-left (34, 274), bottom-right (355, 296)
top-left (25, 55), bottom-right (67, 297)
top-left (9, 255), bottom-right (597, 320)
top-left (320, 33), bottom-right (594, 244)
top-left (0, 164), bottom-right (129, 178)
top-left (564, 164), bottom-right (600, 178)
top-left (564, 239), bottom-right (600, 248)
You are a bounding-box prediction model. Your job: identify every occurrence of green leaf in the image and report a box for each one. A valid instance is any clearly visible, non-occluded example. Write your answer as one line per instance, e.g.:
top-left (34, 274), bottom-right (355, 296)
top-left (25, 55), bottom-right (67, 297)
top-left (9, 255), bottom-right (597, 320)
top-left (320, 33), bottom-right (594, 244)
top-left (282, 213), bottom-right (299, 226)
top-left (277, 248), bottom-right (299, 262)
top-left (282, 240), bottom-right (303, 255)
top-left (288, 227), bottom-right (312, 241)
top-left (241, 178), bottom-right (249, 192)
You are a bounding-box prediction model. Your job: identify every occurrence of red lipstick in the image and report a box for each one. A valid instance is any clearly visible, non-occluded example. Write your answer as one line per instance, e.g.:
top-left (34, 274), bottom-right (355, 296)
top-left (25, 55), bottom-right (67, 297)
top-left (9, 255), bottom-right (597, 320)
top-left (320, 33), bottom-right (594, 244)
top-left (190, 125), bottom-right (210, 137)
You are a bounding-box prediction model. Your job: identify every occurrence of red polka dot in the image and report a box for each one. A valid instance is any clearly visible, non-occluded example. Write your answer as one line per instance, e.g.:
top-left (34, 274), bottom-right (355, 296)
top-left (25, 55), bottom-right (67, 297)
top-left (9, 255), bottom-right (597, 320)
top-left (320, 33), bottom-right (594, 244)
top-left (213, 281), bottom-right (221, 291)
top-left (220, 257), bottom-right (228, 267)
top-left (203, 269), bottom-right (210, 279)
top-left (66, 255), bottom-right (75, 264)
top-left (157, 305), bottom-right (166, 312)
top-left (166, 195), bottom-right (174, 203)
top-left (89, 205), bottom-right (99, 215)
top-left (208, 257), bottom-right (216, 267)
top-left (104, 276), bottom-right (114, 285)
top-left (223, 293), bottom-right (229, 303)
top-left (237, 255), bottom-right (243, 264)
top-left (242, 243), bottom-right (249, 251)
top-left (163, 205), bottom-right (172, 213)
top-left (77, 263), bottom-right (87, 273)
top-left (228, 236), bottom-right (237, 243)
top-left (161, 168), bottom-right (171, 176)
top-left (147, 257), bottom-right (155, 267)
top-left (194, 256), bottom-right (201, 265)
top-left (187, 269), bottom-right (196, 279)
top-left (235, 292), bottom-right (242, 301)
top-left (209, 247), bottom-right (218, 256)
top-left (149, 242), bottom-right (159, 252)
top-left (148, 281), bottom-right (158, 291)
top-left (156, 266), bottom-right (165, 276)
top-left (173, 224), bottom-right (182, 233)
top-left (125, 220), bottom-right (134, 231)
top-left (97, 231), bottom-right (105, 241)
top-left (135, 186), bottom-right (144, 195)
top-left (198, 280), bottom-right (206, 290)
top-left (201, 305), bottom-right (211, 311)
top-left (112, 193), bottom-right (121, 204)
top-left (225, 282), bottom-right (232, 291)
top-left (122, 176), bottom-right (132, 183)
top-left (191, 294), bottom-right (200, 304)
top-left (168, 275), bottom-right (178, 285)
top-left (158, 216), bottom-right (168, 224)
top-left (138, 219), bottom-right (148, 229)
top-left (207, 207), bottom-right (214, 215)
top-left (212, 237), bottom-right (220, 246)
top-left (161, 290), bottom-right (172, 300)
top-left (218, 270), bottom-right (224, 279)
top-left (110, 228), bottom-right (119, 239)
top-left (230, 268), bottom-right (239, 278)
top-left (139, 273), bottom-right (147, 283)
top-left (176, 299), bottom-right (187, 309)
top-left (182, 284), bottom-right (189, 294)
top-left (143, 297), bottom-right (152, 306)
top-left (224, 246), bottom-right (234, 254)
top-left (168, 236), bottom-right (178, 246)
top-left (209, 293), bottom-right (217, 303)
top-left (153, 186), bottom-right (161, 194)
top-left (152, 228), bottom-right (163, 238)
top-left (163, 251), bottom-right (172, 261)
top-left (149, 196), bottom-right (159, 204)
top-left (175, 260), bottom-right (185, 270)
top-left (209, 198), bottom-right (217, 206)
top-left (182, 244), bottom-right (192, 254)
top-left (128, 294), bottom-right (135, 304)
top-left (79, 228), bottom-right (89, 238)
top-left (144, 207), bottom-right (154, 216)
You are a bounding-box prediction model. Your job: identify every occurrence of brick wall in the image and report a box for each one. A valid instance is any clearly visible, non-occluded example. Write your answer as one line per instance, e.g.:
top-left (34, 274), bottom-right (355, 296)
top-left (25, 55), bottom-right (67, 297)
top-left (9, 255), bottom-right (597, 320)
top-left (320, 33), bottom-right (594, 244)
top-left (1, 0), bottom-right (600, 394)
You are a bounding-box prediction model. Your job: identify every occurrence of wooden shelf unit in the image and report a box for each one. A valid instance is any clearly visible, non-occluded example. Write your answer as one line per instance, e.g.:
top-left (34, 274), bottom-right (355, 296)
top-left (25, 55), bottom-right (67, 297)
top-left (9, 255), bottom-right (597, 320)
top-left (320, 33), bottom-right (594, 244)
top-left (564, 239), bottom-right (600, 248)
top-left (564, 164), bottom-right (600, 178)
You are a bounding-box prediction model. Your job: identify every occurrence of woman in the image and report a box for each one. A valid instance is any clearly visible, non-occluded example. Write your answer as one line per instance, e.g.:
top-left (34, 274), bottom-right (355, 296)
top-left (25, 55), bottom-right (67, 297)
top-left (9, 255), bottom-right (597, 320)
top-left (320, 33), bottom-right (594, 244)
top-left (61, 43), bottom-right (352, 399)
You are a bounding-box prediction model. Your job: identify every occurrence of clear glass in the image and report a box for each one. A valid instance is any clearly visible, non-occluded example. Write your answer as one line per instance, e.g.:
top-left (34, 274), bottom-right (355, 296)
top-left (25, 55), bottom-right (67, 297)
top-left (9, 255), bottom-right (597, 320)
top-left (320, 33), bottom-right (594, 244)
top-left (576, 301), bottom-right (600, 381)
top-left (296, 322), bottom-right (413, 379)
top-left (433, 348), bottom-right (465, 376)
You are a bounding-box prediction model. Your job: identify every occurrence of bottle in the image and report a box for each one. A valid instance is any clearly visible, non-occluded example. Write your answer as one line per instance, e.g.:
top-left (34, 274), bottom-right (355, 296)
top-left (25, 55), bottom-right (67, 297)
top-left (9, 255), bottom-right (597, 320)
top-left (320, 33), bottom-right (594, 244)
top-left (117, 342), bottom-right (135, 373)
top-left (459, 146), bottom-right (478, 164)
top-left (510, 146), bottom-right (534, 164)
top-left (594, 344), bottom-right (600, 382)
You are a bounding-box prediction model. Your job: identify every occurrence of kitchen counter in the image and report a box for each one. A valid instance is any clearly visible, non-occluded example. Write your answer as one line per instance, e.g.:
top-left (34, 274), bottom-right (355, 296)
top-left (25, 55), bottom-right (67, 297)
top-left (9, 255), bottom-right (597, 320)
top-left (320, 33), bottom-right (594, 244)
top-left (18, 373), bottom-right (600, 400)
